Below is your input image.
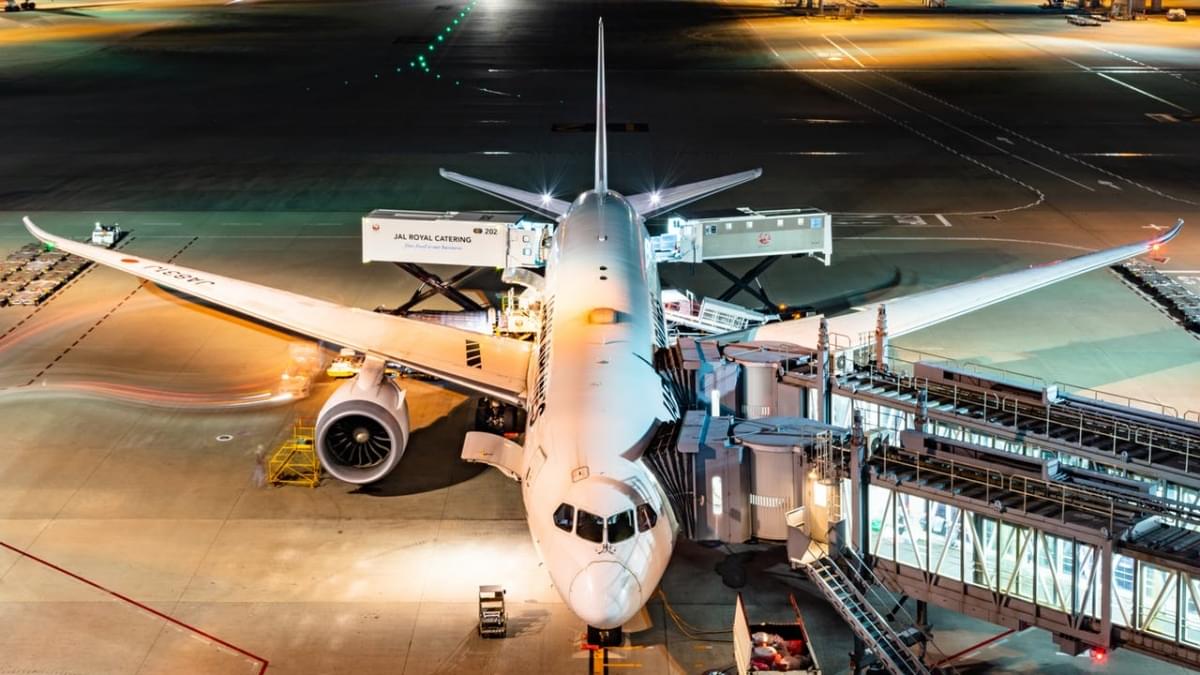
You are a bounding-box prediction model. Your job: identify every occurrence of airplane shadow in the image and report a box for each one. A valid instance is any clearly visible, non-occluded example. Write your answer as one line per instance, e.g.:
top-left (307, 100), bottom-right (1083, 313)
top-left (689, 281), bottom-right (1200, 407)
top-left (351, 395), bottom-right (487, 498)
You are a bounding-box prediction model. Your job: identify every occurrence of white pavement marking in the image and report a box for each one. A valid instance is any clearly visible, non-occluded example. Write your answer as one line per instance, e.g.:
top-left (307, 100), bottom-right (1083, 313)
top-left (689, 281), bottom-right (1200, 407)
top-left (1094, 72), bottom-right (1192, 113)
top-left (1098, 180), bottom-right (1122, 191)
top-left (1087, 42), bottom-right (1200, 90)
top-left (837, 33), bottom-right (878, 62)
top-left (872, 62), bottom-right (1200, 206)
top-left (823, 35), bottom-right (865, 69)
top-left (770, 39), bottom-right (1046, 214)
top-left (935, 214), bottom-right (952, 228)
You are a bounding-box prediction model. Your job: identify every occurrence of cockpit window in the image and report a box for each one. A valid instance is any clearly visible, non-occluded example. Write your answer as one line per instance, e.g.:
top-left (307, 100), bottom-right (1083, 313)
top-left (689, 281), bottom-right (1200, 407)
top-left (637, 503), bottom-right (657, 532)
top-left (553, 503), bottom-right (575, 532)
top-left (576, 509), bottom-right (605, 543)
top-left (607, 510), bottom-right (636, 543)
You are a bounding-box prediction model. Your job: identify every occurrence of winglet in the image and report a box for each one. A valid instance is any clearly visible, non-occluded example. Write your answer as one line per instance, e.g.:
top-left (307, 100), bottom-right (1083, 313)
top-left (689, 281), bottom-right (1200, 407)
top-left (594, 18), bottom-right (607, 195)
top-left (23, 216), bottom-right (54, 245)
top-left (1152, 219), bottom-right (1184, 247)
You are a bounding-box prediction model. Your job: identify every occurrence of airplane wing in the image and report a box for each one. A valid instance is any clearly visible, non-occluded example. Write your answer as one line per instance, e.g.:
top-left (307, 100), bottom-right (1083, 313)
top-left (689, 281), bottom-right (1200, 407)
top-left (24, 218), bottom-right (532, 405)
top-left (746, 221), bottom-right (1184, 349)
top-left (626, 168), bottom-right (762, 220)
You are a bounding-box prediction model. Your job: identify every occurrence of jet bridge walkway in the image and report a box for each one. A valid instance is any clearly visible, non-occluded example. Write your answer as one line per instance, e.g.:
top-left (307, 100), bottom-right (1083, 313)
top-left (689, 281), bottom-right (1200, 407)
top-left (857, 424), bottom-right (1200, 669)
top-left (664, 335), bottom-right (1200, 671)
top-left (779, 354), bottom-right (1200, 492)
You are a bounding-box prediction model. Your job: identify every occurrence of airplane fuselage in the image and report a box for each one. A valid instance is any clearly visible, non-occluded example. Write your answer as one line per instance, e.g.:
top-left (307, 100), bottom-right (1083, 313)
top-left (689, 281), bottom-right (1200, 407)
top-left (518, 190), bottom-right (677, 630)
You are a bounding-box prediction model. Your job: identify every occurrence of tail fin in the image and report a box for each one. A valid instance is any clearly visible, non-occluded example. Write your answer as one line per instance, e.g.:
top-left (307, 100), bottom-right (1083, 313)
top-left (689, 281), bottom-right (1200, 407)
top-left (594, 18), bottom-right (607, 194)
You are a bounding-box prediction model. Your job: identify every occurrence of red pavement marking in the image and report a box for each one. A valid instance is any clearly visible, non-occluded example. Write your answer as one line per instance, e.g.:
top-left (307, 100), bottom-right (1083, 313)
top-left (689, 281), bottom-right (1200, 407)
top-left (0, 540), bottom-right (269, 675)
top-left (933, 627), bottom-right (1017, 667)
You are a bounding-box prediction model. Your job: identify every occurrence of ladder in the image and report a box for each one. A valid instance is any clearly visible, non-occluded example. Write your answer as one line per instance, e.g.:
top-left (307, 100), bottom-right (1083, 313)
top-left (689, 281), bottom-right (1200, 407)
top-left (799, 555), bottom-right (932, 675)
top-left (268, 419), bottom-right (320, 488)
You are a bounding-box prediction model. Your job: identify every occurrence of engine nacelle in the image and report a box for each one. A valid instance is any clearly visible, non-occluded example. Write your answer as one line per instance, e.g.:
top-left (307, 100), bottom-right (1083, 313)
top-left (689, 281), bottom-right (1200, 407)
top-left (315, 359), bottom-right (410, 484)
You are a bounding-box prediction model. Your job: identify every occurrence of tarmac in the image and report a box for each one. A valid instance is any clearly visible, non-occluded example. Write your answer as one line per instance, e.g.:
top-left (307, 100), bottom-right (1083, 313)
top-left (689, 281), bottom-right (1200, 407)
top-left (0, 0), bottom-right (1198, 673)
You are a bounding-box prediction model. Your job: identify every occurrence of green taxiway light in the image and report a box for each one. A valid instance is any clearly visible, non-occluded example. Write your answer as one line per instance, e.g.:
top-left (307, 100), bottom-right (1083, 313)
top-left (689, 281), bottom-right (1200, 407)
top-left (453, 18), bottom-right (459, 24)
top-left (428, 44), bottom-right (434, 51)
top-left (459, 11), bottom-right (464, 17)
top-left (409, 61), bottom-right (415, 67)
top-left (44, 243), bottom-right (55, 252)
top-left (436, 74), bottom-right (441, 79)
top-left (437, 35), bottom-right (443, 42)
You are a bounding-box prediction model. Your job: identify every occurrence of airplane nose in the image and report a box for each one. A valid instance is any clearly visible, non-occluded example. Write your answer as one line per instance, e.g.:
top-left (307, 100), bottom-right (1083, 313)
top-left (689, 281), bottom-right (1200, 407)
top-left (568, 561), bottom-right (642, 630)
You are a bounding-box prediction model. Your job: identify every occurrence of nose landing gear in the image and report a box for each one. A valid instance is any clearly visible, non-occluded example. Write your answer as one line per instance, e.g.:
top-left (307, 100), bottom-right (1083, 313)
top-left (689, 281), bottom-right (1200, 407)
top-left (586, 625), bottom-right (623, 647)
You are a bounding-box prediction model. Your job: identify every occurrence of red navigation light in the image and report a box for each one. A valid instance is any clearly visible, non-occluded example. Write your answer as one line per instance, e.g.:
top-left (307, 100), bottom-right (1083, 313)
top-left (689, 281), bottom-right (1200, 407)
top-left (1089, 646), bottom-right (1108, 664)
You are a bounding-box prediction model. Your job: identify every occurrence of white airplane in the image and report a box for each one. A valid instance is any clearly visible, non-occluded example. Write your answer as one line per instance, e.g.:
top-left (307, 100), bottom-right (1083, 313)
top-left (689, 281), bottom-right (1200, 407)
top-left (22, 20), bottom-right (1182, 644)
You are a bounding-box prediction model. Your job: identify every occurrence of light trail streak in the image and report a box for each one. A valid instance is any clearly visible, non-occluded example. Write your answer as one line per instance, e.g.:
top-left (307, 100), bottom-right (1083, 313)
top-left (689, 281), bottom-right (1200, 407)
top-left (0, 379), bottom-right (297, 410)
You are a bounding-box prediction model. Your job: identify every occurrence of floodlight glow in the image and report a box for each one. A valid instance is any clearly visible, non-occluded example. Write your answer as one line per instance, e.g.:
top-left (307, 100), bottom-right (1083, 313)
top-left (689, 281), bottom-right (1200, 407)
top-left (540, 192), bottom-right (552, 205)
top-left (649, 190), bottom-right (661, 206)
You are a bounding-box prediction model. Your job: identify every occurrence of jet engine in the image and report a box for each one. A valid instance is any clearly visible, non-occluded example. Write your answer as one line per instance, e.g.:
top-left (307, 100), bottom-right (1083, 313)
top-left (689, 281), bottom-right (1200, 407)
top-left (315, 358), bottom-right (410, 484)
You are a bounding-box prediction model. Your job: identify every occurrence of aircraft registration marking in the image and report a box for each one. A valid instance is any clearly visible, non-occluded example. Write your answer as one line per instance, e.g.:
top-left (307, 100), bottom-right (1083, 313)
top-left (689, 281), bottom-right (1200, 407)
top-left (144, 264), bottom-right (216, 287)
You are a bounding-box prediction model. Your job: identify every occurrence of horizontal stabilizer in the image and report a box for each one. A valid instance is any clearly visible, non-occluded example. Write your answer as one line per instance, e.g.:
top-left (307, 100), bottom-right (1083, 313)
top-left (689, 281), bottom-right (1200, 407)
top-left (440, 169), bottom-right (569, 220)
top-left (627, 168), bottom-right (762, 219)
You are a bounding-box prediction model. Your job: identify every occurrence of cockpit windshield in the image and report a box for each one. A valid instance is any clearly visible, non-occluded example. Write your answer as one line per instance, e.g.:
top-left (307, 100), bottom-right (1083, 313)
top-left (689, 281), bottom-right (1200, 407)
top-left (576, 509), bottom-right (606, 543)
top-left (553, 503), bottom-right (575, 532)
top-left (554, 502), bottom-right (657, 544)
top-left (637, 503), bottom-right (657, 532)
top-left (607, 510), bottom-right (635, 543)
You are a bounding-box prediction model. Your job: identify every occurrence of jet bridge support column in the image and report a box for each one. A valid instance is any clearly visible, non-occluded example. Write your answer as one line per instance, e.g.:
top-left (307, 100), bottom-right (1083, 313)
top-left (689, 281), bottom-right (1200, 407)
top-left (816, 319), bottom-right (833, 424)
top-left (849, 408), bottom-right (869, 674)
top-left (873, 305), bottom-right (888, 372)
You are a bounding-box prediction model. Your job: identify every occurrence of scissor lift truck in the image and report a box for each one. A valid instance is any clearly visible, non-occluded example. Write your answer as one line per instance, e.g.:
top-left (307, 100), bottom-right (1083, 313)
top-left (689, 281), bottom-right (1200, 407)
top-left (478, 585), bottom-right (507, 638)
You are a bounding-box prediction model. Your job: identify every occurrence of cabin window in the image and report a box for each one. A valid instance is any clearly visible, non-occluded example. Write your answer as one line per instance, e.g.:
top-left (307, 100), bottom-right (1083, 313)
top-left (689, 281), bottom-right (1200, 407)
top-left (636, 504), bottom-right (658, 532)
top-left (576, 509), bottom-right (605, 543)
top-left (607, 510), bottom-right (636, 543)
top-left (553, 503), bottom-right (575, 533)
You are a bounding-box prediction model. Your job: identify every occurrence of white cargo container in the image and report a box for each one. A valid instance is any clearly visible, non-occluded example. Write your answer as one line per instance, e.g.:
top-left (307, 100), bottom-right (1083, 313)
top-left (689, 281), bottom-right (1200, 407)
top-left (362, 210), bottom-right (550, 269)
top-left (362, 210), bottom-right (516, 267)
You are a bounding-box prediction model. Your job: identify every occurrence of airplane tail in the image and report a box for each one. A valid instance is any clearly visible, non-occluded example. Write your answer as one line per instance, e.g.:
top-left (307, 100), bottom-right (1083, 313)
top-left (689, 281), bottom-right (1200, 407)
top-left (595, 18), bottom-right (607, 194)
top-left (442, 20), bottom-right (759, 220)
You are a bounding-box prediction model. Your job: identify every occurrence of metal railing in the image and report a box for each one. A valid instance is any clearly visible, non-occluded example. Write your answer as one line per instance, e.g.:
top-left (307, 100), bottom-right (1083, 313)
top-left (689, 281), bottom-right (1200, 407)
top-left (872, 448), bottom-right (1121, 534)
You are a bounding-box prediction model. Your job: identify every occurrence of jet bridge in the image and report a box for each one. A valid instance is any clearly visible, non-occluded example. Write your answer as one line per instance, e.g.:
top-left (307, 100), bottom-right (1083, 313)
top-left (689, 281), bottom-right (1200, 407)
top-left (654, 330), bottom-right (1200, 673)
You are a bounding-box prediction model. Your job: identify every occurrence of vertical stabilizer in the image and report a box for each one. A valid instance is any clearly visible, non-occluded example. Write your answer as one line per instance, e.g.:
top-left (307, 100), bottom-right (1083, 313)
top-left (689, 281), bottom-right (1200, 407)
top-left (594, 19), bottom-right (607, 194)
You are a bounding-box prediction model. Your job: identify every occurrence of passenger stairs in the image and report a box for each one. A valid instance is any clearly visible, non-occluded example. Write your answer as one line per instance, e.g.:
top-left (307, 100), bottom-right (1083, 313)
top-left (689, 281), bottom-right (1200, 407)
top-left (798, 553), bottom-right (933, 675)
